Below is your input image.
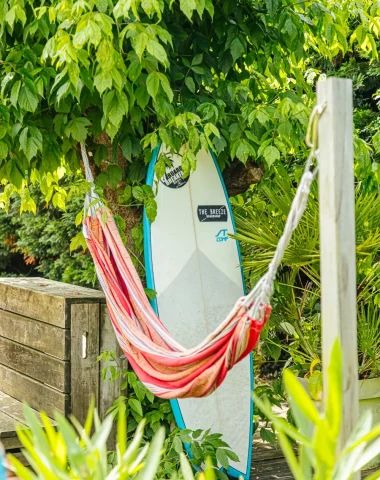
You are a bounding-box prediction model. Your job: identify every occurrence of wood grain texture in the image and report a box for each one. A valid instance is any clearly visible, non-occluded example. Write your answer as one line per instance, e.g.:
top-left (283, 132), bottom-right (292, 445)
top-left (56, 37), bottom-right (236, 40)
top-left (0, 337), bottom-right (70, 392)
top-left (0, 278), bottom-right (105, 327)
top-left (0, 392), bottom-right (55, 428)
top-left (0, 281), bottom-right (67, 327)
top-left (2, 436), bottom-right (22, 450)
top-left (10, 451), bottom-right (29, 467)
top-left (99, 305), bottom-right (127, 449)
top-left (317, 78), bottom-right (359, 457)
top-left (0, 309), bottom-right (70, 360)
top-left (0, 411), bottom-right (21, 438)
top-left (0, 365), bottom-right (69, 417)
top-left (0, 277), bottom-right (105, 301)
top-left (70, 303), bottom-right (100, 424)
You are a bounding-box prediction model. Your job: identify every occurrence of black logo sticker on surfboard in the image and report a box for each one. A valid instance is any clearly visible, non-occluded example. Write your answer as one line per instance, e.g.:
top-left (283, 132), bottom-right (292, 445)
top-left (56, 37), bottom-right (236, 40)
top-left (197, 205), bottom-right (228, 222)
top-left (160, 154), bottom-right (189, 189)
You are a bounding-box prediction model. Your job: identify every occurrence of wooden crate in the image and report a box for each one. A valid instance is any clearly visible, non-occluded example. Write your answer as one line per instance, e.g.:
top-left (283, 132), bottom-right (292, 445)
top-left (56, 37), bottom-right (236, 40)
top-left (0, 277), bottom-right (123, 425)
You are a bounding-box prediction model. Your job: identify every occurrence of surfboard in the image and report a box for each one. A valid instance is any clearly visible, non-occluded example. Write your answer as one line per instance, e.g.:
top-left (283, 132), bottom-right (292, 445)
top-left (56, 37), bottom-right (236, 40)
top-left (143, 144), bottom-right (253, 479)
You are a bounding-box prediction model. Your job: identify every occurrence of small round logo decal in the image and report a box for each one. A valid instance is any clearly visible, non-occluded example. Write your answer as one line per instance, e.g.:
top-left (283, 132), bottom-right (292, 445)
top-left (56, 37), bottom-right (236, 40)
top-left (160, 154), bottom-right (189, 189)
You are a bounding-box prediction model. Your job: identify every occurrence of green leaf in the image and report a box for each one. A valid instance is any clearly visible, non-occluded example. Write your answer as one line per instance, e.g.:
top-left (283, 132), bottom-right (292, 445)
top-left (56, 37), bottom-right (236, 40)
top-left (326, 340), bottom-right (342, 437)
top-left (277, 431), bottom-right (303, 480)
top-left (146, 72), bottom-right (160, 100)
top-left (95, 172), bottom-right (108, 188)
top-left (132, 185), bottom-right (145, 201)
top-left (128, 398), bottom-right (143, 417)
top-left (19, 84), bottom-right (38, 112)
top-left (204, 122), bottom-right (220, 138)
top-left (96, 0), bottom-right (108, 12)
top-left (173, 435), bottom-right (183, 454)
top-left (0, 122), bottom-right (9, 140)
top-left (94, 144), bottom-right (108, 166)
top-left (136, 427), bottom-right (165, 480)
top-left (42, 136), bottom-right (61, 173)
top-left (94, 71), bottom-right (112, 94)
top-left (135, 85), bottom-right (150, 109)
top-left (122, 138), bottom-right (133, 161)
top-left (192, 53), bottom-right (203, 66)
top-left (308, 371), bottom-right (322, 401)
top-left (262, 145), bottom-right (280, 167)
top-left (141, 0), bottom-right (161, 18)
top-left (266, 0), bottom-right (278, 16)
top-left (185, 77), bottom-right (195, 93)
top-left (19, 126), bottom-right (43, 161)
top-left (191, 66), bottom-right (204, 74)
top-left (158, 73), bottom-right (173, 102)
top-left (102, 90), bottom-right (127, 130)
top-left (135, 32), bottom-right (149, 60)
top-left (230, 37), bottom-right (245, 62)
top-left (145, 197), bottom-right (157, 222)
top-left (180, 0), bottom-right (196, 21)
top-left (6, 4), bottom-right (26, 28)
top-left (235, 140), bottom-right (255, 164)
top-left (70, 231), bottom-right (87, 252)
top-left (189, 127), bottom-right (200, 151)
top-left (372, 131), bottom-right (380, 154)
top-left (180, 452), bottom-right (194, 480)
top-left (144, 288), bottom-right (157, 300)
top-left (10, 80), bottom-right (21, 107)
top-left (190, 441), bottom-right (202, 459)
top-left (283, 18), bottom-right (297, 40)
top-left (213, 136), bottom-right (227, 155)
top-left (75, 210), bottom-right (83, 227)
top-left (0, 140), bottom-right (8, 160)
top-left (260, 427), bottom-right (276, 444)
top-left (107, 165), bottom-right (123, 190)
top-left (267, 340), bottom-right (281, 361)
top-left (283, 369), bottom-right (320, 425)
top-left (225, 449), bottom-right (240, 462)
top-left (68, 62), bottom-right (80, 87)
top-left (146, 39), bottom-right (168, 66)
top-left (325, 23), bottom-right (336, 46)
top-left (128, 53), bottom-right (142, 82)
top-left (64, 117), bottom-right (91, 142)
top-left (216, 448), bottom-right (229, 470)
top-left (279, 321), bottom-right (296, 336)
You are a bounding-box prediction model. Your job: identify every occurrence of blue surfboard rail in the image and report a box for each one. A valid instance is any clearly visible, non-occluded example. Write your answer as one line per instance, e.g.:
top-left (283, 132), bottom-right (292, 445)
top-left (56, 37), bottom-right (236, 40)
top-left (143, 143), bottom-right (254, 480)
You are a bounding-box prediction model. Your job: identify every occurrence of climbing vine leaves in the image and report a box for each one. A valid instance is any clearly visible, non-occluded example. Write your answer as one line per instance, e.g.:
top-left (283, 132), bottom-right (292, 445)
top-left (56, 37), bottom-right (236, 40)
top-left (0, 0), bottom-right (379, 215)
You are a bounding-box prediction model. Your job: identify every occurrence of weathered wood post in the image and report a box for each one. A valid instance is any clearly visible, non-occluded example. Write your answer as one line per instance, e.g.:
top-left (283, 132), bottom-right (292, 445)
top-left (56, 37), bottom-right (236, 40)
top-left (317, 78), bottom-right (359, 463)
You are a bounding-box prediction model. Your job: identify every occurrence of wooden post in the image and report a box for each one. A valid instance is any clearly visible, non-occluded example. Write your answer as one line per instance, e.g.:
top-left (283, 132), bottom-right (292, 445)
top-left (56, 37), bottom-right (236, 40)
top-left (317, 78), bottom-right (359, 456)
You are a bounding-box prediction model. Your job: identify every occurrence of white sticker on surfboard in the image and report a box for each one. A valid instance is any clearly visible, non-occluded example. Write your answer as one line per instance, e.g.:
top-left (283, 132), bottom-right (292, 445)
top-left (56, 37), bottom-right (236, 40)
top-left (144, 145), bottom-right (253, 479)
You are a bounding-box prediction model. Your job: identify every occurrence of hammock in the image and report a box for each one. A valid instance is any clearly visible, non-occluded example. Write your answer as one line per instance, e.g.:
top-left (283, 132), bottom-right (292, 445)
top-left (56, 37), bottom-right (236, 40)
top-left (82, 106), bottom-right (324, 399)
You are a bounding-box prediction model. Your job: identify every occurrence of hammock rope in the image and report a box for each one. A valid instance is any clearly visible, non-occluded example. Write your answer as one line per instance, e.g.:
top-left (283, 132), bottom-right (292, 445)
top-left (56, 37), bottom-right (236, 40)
top-left (81, 104), bottom-right (325, 399)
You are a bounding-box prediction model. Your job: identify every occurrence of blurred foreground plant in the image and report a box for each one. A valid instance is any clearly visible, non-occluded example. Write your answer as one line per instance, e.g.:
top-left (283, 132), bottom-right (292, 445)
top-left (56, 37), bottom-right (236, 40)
top-left (255, 340), bottom-right (380, 479)
top-left (7, 400), bottom-right (216, 480)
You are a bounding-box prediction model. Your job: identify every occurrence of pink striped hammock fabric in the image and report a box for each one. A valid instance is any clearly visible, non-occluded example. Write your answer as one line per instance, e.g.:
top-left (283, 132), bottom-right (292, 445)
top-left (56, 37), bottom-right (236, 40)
top-left (81, 110), bottom-right (317, 398)
top-left (84, 207), bottom-right (270, 398)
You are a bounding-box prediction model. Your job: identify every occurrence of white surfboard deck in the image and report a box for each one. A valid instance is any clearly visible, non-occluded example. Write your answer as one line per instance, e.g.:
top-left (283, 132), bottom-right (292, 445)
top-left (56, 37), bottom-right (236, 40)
top-left (144, 145), bottom-right (253, 479)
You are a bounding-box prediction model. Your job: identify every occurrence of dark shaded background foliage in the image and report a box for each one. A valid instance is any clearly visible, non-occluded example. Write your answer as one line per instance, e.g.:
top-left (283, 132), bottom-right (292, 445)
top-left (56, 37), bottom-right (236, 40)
top-left (0, 177), bottom-right (95, 286)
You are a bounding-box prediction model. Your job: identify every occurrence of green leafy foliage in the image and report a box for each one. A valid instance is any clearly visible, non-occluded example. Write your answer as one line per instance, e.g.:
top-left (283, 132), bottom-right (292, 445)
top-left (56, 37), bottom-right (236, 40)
top-left (0, 0), bottom-right (378, 201)
top-left (254, 341), bottom-right (380, 479)
top-left (234, 165), bottom-right (380, 379)
top-left (99, 349), bottom-right (174, 439)
top-left (6, 401), bottom-right (219, 480)
top-left (0, 175), bottom-right (96, 287)
top-left (99, 350), bottom-right (238, 479)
